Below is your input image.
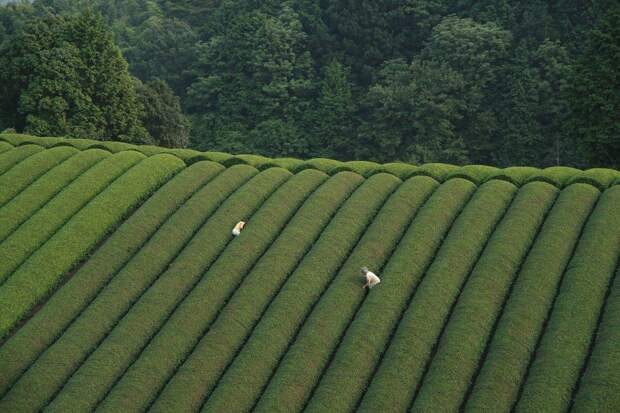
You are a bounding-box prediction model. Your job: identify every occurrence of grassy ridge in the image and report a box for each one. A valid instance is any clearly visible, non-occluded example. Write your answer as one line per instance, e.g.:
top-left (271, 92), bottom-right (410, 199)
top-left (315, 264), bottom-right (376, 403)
top-left (98, 172), bottom-right (361, 412)
top-left (464, 184), bottom-right (600, 412)
top-left (0, 154), bottom-right (183, 340)
top-left (302, 178), bottom-right (476, 413)
top-left (3, 133), bottom-right (619, 190)
top-left (0, 145), bottom-right (43, 175)
top-left (46, 169), bottom-right (318, 412)
top-left (154, 174), bottom-right (404, 413)
top-left (0, 151), bottom-right (144, 285)
top-left (0, 165), bottom-right (262, 412)
top-left (0, 141), bottom-right (13, 154)
top-left (515, 185), bottom-right (620, 413)
top-left (92, 170), bottom-right (326, 413)
top-left (357, 180), bottom-right (517, 413)
top-left (0, 149), bottom-right (110, 243)
top-left (571, 266), bottom-right (620, 412)
top-left (183, 174), bottom-right (401, 413)
top-left (204, 173), bottom-right (436, 411)
top-left (0, 161), bottom-right (224, 398)
top-left (410, 182), bottom-right (558, 412)
top-left (0, 146), bottom-right (77, 207)
top-left (0, 134), bottom-right (617, 412)
top-left (253, 174), bottom-right (437, 413)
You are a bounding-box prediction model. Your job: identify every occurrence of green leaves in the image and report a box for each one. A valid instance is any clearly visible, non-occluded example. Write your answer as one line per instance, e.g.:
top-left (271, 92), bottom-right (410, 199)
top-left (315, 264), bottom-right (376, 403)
top-left (568, 5), bottom-right (620, 168)
top-left (0, 11), bottom-right (149, 143)
top-left (360, 59), bottom-right (468, 164)
top-left (136, 78), bottom-right (189, 148)
top-left (187, 4), bottom-right (315, 157)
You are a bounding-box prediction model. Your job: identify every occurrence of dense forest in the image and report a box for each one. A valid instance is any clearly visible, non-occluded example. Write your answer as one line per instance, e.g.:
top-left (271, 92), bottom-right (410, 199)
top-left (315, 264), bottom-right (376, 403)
top-left (0, 0), bottom-right (618, 168)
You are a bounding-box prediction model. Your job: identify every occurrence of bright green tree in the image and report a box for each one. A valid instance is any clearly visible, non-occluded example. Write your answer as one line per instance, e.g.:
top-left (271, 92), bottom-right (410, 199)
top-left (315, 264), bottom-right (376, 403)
top-left (0, 10), bottom-right (150, 142)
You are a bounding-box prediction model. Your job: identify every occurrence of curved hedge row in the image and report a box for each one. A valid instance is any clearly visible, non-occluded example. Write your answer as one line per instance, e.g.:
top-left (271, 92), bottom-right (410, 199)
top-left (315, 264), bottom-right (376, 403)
top-left (0, 141), bottom-right (13, 154)
top-left (0, 161), bottom-right (224, 398)
top-left (0, 151), bottom-right (144, 286)
top-left (571, 266), bottom-right (620, 413)
top-left (357, 180), bottom-right (517, 413)
top-left (45, 169), bottom-right (311, 412)
top-left (0, 149), bottom-right (110, 243)
top-left (0, 146), bottom-right (77, 207)
top-left (103, 171), bottom-right (359, 410)
top-left (486, 166), bottom-right (541, 187)
top-left (464, 184), bottom-right (600, 412)
top-left (444, 165), bottom-right (500, 184)
top-left (173, 174), bottom-right (403, 413)
top-left (0, 144), bottom-right (43, 175)
top-left (2, 133), bottom-right (619, 190)
top-left (0, 154), bottom-right (184, 340)
top-left (410, 182), bottom-right (559, 412)
top-left (514, 185), bottom-right (620, 413)
top-left (253, 174), bottom-right (436, 413)
top-left (0, 134), bottom-right (617, 412)
top-left (205, 178), bottom-right (446, 411)
top-left (154, 175), bottom-right (398, 411)
top-left (97, 171), bottom-right (361, 413)
top-left (0, 165), bottom-right (265, 412)
top-left (302, 178), bottom-right (476, 413)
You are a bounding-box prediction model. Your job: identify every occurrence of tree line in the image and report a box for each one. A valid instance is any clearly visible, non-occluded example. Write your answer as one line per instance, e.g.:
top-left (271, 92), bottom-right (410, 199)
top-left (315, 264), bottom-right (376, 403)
top-left (0, 0), bottom-right (618, 168)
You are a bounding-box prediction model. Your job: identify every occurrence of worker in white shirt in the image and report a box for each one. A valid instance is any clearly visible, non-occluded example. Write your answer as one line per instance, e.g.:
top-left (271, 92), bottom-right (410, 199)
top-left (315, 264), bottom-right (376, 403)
top-left (361, 266), bottom-right (381, 289)
top-left (232, 220), bottom-right (246, 236)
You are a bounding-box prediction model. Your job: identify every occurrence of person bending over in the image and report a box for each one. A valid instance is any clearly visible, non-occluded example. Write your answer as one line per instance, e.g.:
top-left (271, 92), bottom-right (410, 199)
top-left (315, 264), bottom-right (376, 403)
top-left (232, 220), bottom-right (246, 236)
top-left (361, 266), bottom-right (381, 289)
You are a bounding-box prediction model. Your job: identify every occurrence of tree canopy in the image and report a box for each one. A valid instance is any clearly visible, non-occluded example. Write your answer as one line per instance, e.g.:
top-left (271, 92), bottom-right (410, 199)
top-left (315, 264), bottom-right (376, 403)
top-left (0, 10), bottom-right (149, 142)
top-left (0, 0), bottom-right (618, 167)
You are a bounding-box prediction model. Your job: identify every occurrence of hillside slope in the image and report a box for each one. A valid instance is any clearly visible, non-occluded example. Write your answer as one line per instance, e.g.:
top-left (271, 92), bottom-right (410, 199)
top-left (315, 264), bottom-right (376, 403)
top-left (0, 133), bottom-right (618, 413)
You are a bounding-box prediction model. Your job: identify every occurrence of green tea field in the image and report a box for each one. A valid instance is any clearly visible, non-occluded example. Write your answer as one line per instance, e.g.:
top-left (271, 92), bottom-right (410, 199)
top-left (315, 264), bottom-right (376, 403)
top-left (0, 133), bottom-right (618, 413)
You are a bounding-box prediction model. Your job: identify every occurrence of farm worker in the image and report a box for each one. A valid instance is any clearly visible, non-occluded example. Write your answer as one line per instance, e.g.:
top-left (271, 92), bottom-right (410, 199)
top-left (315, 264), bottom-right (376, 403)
top-left (232, 220), bottom-right (246, 236)
top-left (361, 266), bottom-right (381, 289)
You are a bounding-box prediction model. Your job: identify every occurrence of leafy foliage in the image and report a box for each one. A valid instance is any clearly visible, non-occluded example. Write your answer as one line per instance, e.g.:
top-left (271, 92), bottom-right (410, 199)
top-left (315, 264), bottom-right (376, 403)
top-left (0, 139), bottom-right (618, 411)
top-left (136, 78), bottom-right (189, 148)
top-left (359, 58), bottom-right (468, 164)
top-left (568, 4), bottom-right (620, 168)
top-left (0, 0), bottom-right (618, 167)
top-left (0, 11), bottom-right (150, 142)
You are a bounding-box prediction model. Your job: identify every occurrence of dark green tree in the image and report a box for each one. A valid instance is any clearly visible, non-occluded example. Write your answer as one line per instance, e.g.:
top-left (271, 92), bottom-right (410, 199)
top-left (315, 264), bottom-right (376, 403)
top-left (250, 118), bottom-right (307, 157)
top-left (569, 4), bottom-right (620, 168)
top-left (359, 59), bottom-right (468, 164)
top-left (326, 0), bottom-right (450, 86)
top-left (187, 2), bottom-right (315, 156)
top-left (304, 60), bottom-right (355, 158)
top-left (124, 16), bottom-right (199, 97)
top-left (418, 16), bottom-right (512, 163)
top-left (494, 41), bottom-right (574, 167)
top-left (158, 0), bottom-right (218, 36)
top-left (136, 78), bottom-right (189, 148)
top-left (0, 0), bottom-right (614, 168)
top-left (0, 1), bottom-right (35, 46)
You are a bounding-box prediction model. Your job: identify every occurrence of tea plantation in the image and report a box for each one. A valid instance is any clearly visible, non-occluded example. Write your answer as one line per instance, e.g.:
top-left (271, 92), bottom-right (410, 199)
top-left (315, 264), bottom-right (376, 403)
top-left (0, 133), bottom-right (618, 413)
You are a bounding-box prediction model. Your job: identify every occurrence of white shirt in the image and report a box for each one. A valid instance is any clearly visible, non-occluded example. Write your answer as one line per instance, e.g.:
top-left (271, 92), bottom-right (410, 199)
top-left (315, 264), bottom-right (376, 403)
top-left (232, 221), bottom-right (245, 236)
top-left (366, 271), bottom-right (381, 288)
